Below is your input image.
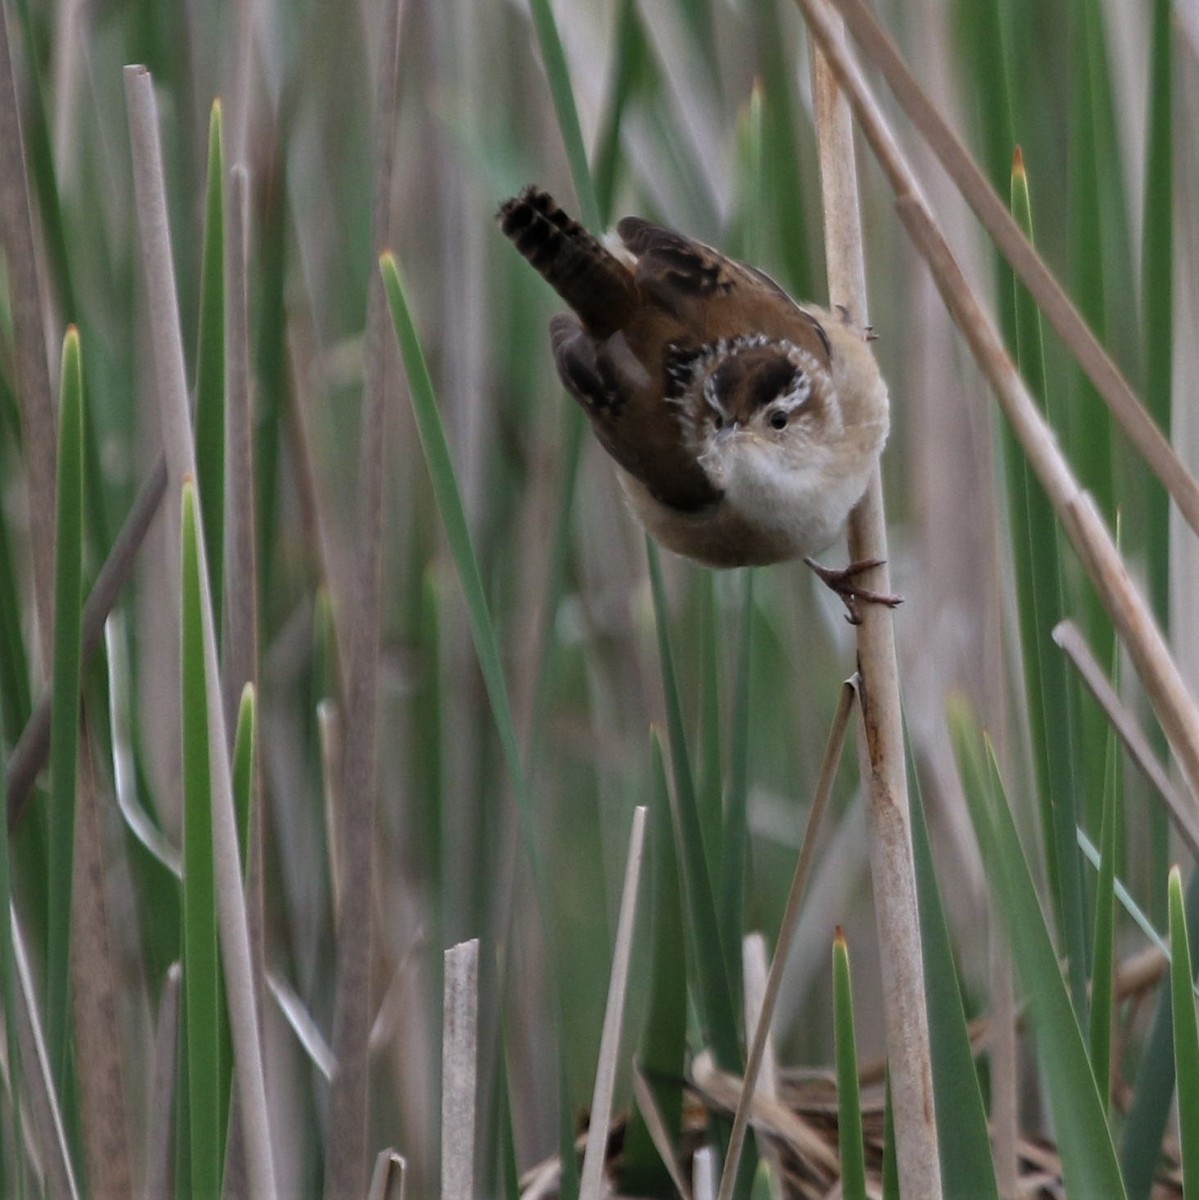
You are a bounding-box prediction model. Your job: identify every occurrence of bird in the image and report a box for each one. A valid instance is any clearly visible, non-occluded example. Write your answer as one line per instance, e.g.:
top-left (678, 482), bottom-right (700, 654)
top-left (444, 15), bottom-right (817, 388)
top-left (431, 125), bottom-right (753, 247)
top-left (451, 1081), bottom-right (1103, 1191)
top-left (496, 185), bottom-right (900, 622)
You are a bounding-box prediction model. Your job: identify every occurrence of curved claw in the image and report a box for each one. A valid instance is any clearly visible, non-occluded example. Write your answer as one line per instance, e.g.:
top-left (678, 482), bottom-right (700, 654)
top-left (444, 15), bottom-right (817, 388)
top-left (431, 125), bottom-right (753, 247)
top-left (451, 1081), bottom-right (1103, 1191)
top-left (804, 556), bottom-right (904, 625)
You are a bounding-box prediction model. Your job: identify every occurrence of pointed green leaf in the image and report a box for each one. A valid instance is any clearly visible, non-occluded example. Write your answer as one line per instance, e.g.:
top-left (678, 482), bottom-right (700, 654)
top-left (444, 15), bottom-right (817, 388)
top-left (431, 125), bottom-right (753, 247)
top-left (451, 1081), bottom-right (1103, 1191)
top-left (910, 753), bottom-right (999, 1200)
top-left (195, 101), bottom-right (226, 639)
top-left (232, 683), bottom-right (255, 874)
top-left (180, 480), bottom-right (224, 1198)
top-left (47, 327), bottom-right (85, 1090)
top-left (1169, 867), bottom-right (1199, 1196)
top-left (833, 930), bottom-right (866, 1200)
top-left (954, 706), bottom-right (1125, 1198)
top-left (646, 540), bottom-right (739, 1071)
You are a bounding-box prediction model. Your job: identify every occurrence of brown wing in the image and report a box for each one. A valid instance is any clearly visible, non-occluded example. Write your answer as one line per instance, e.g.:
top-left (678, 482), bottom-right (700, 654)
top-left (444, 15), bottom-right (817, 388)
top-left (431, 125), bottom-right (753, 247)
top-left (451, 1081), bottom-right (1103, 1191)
top-left (617, 216), bottom-right (786, 304)
top-left (617, 216), bottom-right (832, 363)
top-left (550, 313), bottom-right (721, 512)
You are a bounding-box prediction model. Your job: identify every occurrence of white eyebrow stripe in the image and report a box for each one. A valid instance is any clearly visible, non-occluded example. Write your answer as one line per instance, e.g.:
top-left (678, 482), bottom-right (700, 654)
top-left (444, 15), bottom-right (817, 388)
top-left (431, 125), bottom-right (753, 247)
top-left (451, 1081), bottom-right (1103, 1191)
top-left (773, 373), bottom-right (813, 412)
top-left (702, 373), bottom-right (726, 415)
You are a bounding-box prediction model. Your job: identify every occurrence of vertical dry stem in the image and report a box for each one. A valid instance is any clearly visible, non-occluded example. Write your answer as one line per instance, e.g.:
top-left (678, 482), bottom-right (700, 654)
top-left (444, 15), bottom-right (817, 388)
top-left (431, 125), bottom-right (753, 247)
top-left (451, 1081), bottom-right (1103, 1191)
top-left (810, 9), bottom-right (942, 1197)
top-left (0, 2), bottom-right (56, 666)
top-left (70, 735), bottom-right (133, 1198)
top-left (325, 3), bottom-right (403, 1193)
top-left (441, 940), bottom-right (480, 1200)
top-left (125, 64), bottom-right (277, 1200)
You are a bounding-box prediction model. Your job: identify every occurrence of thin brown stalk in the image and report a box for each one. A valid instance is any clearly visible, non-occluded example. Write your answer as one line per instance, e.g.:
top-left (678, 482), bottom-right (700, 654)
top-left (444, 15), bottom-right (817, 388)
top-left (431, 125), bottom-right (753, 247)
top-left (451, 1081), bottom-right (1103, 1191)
top-left (808, 7), bottom-right (943, 1195)
top-left (822, 0), bottom-right (1199, 541)
top-left (796, 0), bottom-right (1199, 892)
top-left (70, 734), bottom-right (133, 1199)
top-left (741, 934), bottom-right (785, 1200)
top-left (125, 63), bottom-right (277, 1200)
top-left (7, 456), bottom-right (168, 830)
top-left (283, 330), bottom-right (349, 706)
top-left (0, 2), bottom-right (56, 662)
top-left (325, 3), bottom-right (403, 1193)
top-left (716, 678), bottom-right (857, 1200)
top-left (1054, 619), bottom-right (1199, 857)
top-left (580, 806), bottom-right (648, 1200)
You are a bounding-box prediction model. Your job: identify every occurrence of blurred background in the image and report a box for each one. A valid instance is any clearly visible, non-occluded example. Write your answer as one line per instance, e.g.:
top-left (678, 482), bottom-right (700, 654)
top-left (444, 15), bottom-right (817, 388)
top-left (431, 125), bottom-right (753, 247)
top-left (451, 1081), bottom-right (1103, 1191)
top-left (3, 0), bottom-right (1199, 1194)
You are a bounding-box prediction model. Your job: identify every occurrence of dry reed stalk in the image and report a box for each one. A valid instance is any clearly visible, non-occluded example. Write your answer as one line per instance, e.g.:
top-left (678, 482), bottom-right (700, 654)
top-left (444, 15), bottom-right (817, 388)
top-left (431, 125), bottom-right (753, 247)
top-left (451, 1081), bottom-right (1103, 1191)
top-left (742, 934), bottom-right (786, 1200)
top-left (1055, 620), bottom-right (1199, 857)
top-left (125, 63), bottom-right (277, 1200)
top-left (69, 735), bottom-right (133, 1198)
top-left (324, 2), bottom-right (403, 1192)
top-left (442, 939), bottom-right (480, 1200)
top-left (715, 678), bottom-right (856, 1200)
top-left (0, 2), bottom-right (56, 663)
top-left (6, 457), bottom-right (168, 830)
top-left (809, 6), bottom-right (943, 1195)
top-left (580, 806), bottom-right (648, 1200)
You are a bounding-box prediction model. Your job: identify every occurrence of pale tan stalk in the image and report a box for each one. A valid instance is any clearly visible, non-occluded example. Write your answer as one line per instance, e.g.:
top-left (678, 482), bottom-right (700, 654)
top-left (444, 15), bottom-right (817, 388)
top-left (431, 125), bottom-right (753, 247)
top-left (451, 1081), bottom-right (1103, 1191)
top-left (0, 3), bottom-right (56, 663)
top-left (6, 458), bottom-right (168, 830)
top-left (125, 64), bottom-right (277, 1200)
top-left (741, 934), bottom-right (785, 1200)
top-left (580, 807), bottom-right (648, 1200)
top-left (716, 678), bottom-right (856, 1200)
top-left (442, 939), bottom-right (480, 1200)
top-left (324, 3), bottom-right (404, 1193)
top-left (808, 6), bottom-right (943, 1195)
top-left (221, 163), bottom-right (266, 1200)
top-left (70, 736), bottom-right (133, 1198)
top-left (1055, 620), bottom-right (1199, 856)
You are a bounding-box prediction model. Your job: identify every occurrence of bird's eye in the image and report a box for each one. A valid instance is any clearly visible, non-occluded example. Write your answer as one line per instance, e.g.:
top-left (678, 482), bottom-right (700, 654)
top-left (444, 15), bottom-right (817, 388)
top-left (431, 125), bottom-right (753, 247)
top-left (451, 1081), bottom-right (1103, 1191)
top-left (769, 411), bottom-right (788, 430)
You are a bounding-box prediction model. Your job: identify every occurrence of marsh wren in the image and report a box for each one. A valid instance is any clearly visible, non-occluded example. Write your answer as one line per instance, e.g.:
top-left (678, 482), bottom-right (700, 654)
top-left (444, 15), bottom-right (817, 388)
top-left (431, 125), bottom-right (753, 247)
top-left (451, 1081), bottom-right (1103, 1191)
top-left (497, 186), bottom-right (900, 620)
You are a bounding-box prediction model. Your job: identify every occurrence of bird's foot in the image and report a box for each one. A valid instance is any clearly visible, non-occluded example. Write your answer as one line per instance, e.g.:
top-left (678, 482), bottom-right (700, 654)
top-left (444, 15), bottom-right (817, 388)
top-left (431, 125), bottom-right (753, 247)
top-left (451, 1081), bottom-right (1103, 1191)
top-left (804, 556), bottom-right (903, 626)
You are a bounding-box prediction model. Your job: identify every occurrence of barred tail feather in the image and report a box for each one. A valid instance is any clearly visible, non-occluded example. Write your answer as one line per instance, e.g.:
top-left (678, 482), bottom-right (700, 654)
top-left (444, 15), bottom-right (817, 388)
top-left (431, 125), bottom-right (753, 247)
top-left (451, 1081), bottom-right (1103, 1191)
top-left (496, 186), bottom-right (636, 337)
